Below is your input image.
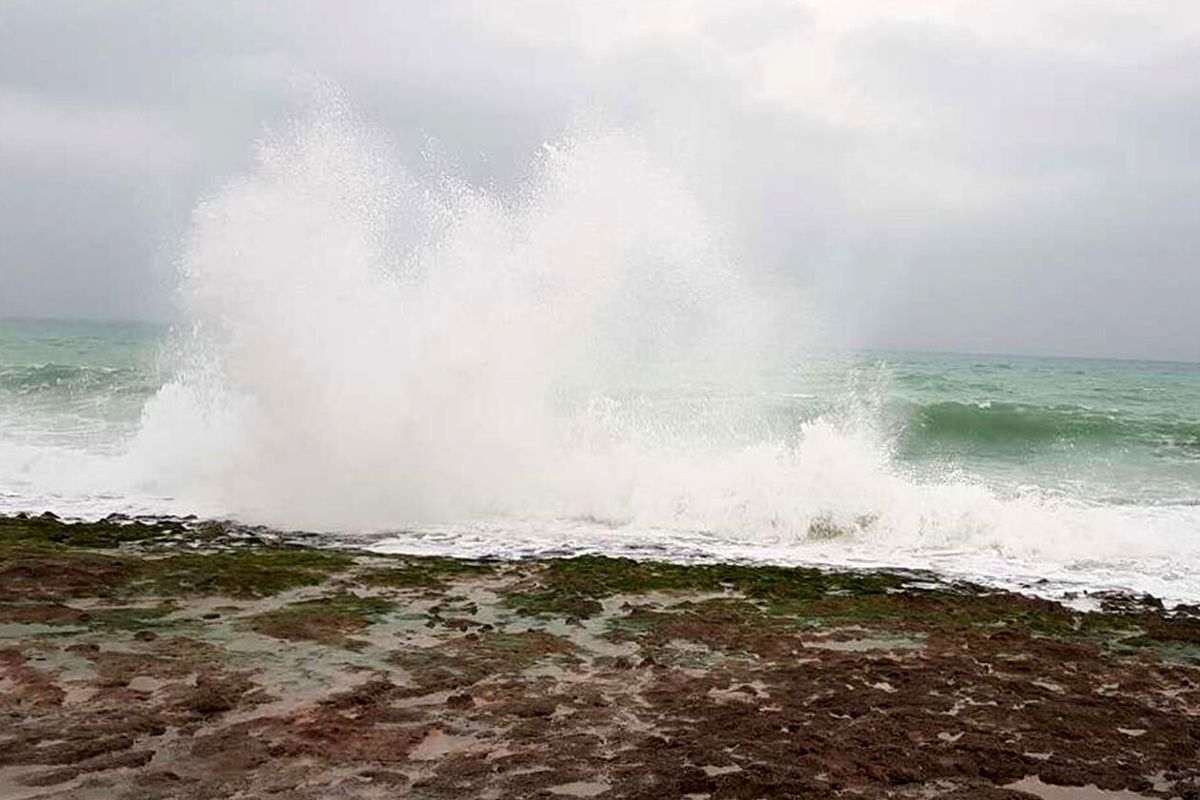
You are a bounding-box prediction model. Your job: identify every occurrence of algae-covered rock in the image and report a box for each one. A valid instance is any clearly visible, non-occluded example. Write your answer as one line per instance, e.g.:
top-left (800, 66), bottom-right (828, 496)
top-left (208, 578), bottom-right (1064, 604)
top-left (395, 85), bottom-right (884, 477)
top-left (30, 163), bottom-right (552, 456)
top-left (2, 513), bottom-right (1199, 799)
top-left (246, 592), bottom-right (396, 647)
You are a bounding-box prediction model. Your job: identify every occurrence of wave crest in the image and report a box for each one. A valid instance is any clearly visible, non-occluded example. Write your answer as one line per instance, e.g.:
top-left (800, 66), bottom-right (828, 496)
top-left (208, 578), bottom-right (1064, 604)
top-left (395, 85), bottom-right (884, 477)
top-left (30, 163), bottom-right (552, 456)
top-left (904, 400), bottom-right (1200, 454)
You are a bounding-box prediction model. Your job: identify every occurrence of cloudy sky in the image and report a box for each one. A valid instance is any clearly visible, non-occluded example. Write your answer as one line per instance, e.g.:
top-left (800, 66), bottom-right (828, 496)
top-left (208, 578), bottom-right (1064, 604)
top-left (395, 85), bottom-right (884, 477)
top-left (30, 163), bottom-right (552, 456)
top-left (1, 1), bottom-right (1198, 361)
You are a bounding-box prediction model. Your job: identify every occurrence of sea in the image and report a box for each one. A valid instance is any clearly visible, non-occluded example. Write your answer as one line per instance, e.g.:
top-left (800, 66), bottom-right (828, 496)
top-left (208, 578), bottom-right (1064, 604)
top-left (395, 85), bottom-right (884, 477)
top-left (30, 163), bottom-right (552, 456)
top-left (3, 316), bottom-right (1199, 606)
top-left (3, 111), bottom-right (1199, 606)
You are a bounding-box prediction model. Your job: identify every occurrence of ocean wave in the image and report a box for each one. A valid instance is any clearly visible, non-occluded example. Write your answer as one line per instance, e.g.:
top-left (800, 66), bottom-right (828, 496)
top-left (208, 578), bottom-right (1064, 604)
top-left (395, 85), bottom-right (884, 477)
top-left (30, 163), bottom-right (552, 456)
top-left (901, 399), bottom-right (1200, 453)
top-left (4, 104), bottom-right (1200, 607)
top-left (0, 363), bottom-right (156, 397)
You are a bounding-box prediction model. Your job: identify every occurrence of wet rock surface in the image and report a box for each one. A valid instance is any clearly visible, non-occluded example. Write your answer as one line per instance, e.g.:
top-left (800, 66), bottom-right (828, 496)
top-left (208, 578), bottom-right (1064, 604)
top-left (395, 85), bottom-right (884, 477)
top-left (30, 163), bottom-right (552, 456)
top-left (1, 514), bottom-right (1198, 799)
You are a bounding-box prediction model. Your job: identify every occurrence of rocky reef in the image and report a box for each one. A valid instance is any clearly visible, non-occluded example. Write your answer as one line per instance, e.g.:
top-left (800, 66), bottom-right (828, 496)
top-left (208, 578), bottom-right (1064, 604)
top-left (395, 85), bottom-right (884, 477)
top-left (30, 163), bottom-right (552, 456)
top-left (1, 513), bottom-right (1198, 799)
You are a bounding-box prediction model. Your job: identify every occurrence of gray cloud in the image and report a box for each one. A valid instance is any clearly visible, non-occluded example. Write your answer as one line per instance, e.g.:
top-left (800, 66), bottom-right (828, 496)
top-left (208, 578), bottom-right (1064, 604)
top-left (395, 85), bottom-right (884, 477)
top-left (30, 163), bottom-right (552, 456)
top-left (1, 0), bottom-right (1197, 360)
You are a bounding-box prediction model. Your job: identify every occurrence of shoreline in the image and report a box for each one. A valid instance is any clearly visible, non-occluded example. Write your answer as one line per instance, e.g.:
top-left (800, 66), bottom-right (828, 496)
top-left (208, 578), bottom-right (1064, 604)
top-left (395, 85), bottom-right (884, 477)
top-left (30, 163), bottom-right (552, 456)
top-left (1, 513), bottom-right (1198, 798)
top-left (9, 509), bottom-right (1196, 613)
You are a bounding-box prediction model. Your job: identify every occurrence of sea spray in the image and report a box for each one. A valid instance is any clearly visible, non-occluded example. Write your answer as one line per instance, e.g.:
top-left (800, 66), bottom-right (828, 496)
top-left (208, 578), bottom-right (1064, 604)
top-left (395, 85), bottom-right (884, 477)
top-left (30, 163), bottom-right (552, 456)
top-left (136, 103), bottom-right (775, 529)
top-left (130, 103), bottom-right (1200, 597)
top-left (3, 107), bottom-right (1200, 605)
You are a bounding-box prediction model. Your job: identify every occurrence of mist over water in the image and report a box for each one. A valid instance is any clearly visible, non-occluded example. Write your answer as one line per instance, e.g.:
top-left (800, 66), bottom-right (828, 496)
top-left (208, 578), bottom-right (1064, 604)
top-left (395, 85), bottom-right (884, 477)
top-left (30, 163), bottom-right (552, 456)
top-left (143, 105), bottom-right (773, 529)
top-left (3, 104), bottom-right (1200, 604)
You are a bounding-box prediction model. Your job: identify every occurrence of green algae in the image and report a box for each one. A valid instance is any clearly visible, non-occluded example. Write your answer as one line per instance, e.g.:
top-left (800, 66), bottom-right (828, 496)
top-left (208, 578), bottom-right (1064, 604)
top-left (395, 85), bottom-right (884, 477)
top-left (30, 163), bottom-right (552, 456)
top-left (89, 604), bottom-right (178, 631)
top-left (357, 557), bottom-right (497, 590)
top-left (509, 557), bottom-right (1200, 662)
top-left (604, 597), bottom-right (769, 639)
top-left (0, 551), bottom-right (139, 601)
top-left (0, 516), bottom-right (354, 600)
top-left (0, 514), bottom-right (182, 551)
top-left (0, 546), bottom-right (350, 601)
top-left (137, 549), bottom-right (354, 598)
top-left (246, 592), bottom-right (396, 647)
top-left (509, 557), bottom-right (1168, 661)
top-left (390, 630), bottom-right (579, 689)
top-left (1107, 632), bottom-right (1200, 665)
top-left (4, 516), bottom-right (1198, 665)
top-left (0, 603), bottom-right (90, 626)
top-left (0, 600), bottom-right (178, 636)
top-left (503, 555), bottom-right (913, 619)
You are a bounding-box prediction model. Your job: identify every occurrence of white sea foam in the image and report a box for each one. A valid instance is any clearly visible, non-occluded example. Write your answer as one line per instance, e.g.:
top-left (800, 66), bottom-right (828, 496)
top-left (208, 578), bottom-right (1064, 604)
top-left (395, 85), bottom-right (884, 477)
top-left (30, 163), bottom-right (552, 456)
top-left (132, 101), bottom-right (770, 530)
top-left (2, 101), bottom-right (1199, 605)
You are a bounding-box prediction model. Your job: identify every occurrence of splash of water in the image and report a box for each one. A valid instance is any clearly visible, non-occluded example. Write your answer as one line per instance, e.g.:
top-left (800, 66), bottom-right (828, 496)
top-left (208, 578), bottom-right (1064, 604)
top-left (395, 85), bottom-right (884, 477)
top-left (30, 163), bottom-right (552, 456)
top-left (134, 104), bottom-right (777, 529)
top-left (61, 102), bottom-right (1200, 604)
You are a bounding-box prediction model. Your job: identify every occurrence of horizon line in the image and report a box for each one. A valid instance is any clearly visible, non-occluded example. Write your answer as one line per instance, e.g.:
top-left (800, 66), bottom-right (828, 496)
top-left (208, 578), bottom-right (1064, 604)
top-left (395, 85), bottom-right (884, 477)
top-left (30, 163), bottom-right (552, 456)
top-left (2, 313), bottom-right (1198, 367)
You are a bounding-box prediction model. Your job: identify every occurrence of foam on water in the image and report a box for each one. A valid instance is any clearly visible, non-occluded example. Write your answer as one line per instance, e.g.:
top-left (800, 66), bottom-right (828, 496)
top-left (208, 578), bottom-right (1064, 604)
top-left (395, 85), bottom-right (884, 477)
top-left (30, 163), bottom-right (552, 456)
top-left (3, 102), bottom-right (1200, 605)
top-left (131, 103), bottom-right (767, 529)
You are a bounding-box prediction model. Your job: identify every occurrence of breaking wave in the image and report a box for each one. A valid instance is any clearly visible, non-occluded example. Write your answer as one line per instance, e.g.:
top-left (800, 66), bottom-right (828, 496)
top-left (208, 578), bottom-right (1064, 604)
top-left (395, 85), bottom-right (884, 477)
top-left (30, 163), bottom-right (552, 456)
top-left (902, 400), bottom-right (1200, 454)
top-left (3, 99), bottom-right (1200, 605)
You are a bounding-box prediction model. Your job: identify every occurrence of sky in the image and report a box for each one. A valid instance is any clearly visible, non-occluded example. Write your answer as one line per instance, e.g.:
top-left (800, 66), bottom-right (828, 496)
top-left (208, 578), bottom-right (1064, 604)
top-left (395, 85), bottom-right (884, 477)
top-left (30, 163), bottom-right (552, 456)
top-left (1, 1), bottom-right (1198, 361)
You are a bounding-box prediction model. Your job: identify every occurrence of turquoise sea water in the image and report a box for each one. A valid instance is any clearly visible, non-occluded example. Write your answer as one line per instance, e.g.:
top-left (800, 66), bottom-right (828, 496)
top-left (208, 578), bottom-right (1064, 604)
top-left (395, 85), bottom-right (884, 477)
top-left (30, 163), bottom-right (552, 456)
top-left (883, 351), bottom-right (1200, 505)
top-left (0, 318), bottom-right (163, 449)
top-left (3, 316), bottom-right (1199, 602)
top-left (6, 317), bottom-right (1198, 497)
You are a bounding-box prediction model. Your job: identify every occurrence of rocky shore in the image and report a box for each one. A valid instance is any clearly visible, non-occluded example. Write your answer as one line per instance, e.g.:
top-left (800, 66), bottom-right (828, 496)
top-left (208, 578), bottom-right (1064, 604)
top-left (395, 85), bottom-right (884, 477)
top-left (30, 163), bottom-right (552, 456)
top-left (1, 513), bottom-right (1198, 799)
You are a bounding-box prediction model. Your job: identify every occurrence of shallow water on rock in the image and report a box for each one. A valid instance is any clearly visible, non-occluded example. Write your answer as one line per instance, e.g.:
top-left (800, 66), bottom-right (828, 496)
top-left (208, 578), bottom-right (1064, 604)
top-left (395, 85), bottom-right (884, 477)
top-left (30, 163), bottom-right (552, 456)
top-left (1005, 776), bottom-right (1157, 799)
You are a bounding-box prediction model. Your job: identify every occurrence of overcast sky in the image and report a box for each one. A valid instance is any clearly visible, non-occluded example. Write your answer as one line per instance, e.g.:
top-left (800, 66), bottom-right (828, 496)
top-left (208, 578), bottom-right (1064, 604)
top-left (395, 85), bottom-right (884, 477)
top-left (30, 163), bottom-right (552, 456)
top-left (1, 1), bottom-right (1198, 361)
